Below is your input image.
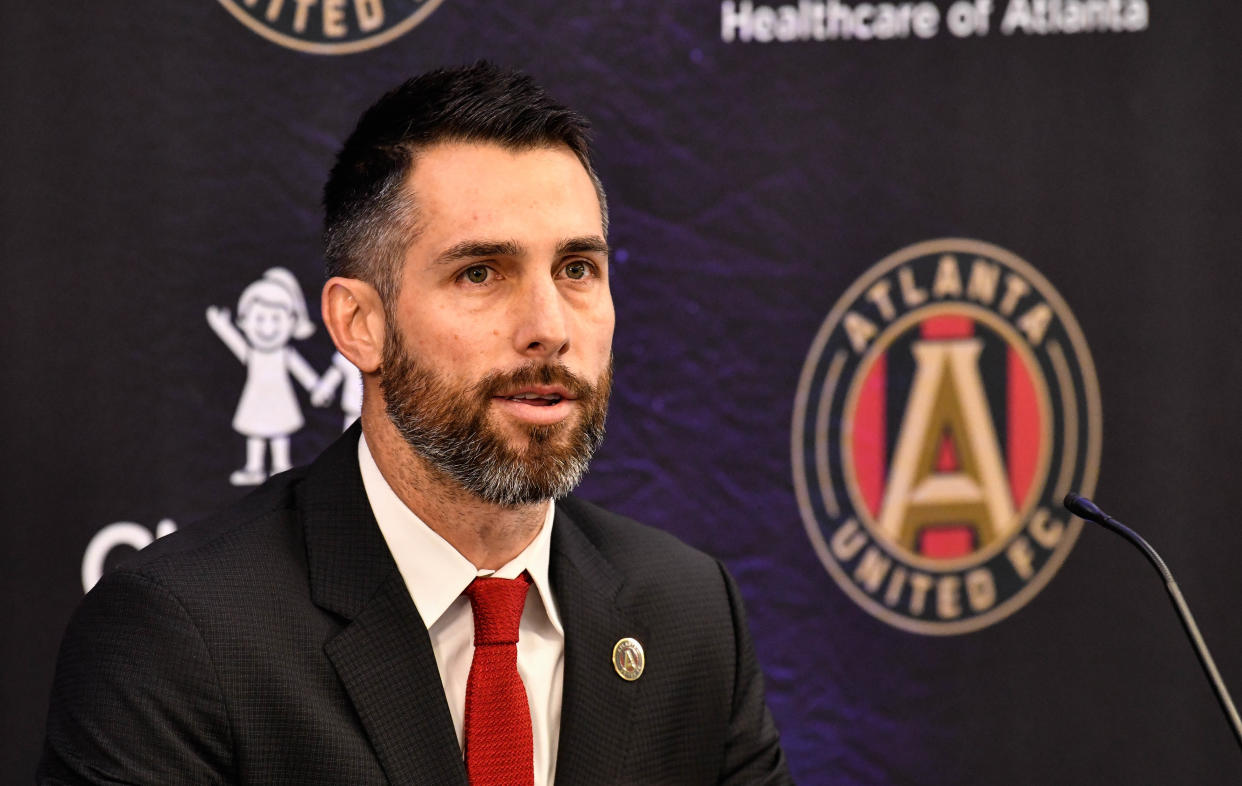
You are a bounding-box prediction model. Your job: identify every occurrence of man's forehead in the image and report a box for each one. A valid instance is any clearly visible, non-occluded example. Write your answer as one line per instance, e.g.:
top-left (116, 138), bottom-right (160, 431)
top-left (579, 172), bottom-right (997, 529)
top-left (402, 142), bottom-right (606, 252)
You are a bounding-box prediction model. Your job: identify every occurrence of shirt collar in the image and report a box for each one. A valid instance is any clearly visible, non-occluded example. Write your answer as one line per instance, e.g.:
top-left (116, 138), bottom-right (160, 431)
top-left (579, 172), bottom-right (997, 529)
top-left (357, 433), bottom-right (563, 635)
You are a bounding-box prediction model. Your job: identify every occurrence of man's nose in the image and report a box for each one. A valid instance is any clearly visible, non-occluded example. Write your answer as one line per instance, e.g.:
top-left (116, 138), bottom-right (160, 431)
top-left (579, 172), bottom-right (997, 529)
top-left (512, 277), bottom-right (569, 358)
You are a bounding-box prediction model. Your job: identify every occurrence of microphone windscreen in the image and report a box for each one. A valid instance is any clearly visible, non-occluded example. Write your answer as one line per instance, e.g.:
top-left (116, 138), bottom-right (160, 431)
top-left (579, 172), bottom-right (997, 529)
top-left (1063, 492), bottom-right (1104, 522)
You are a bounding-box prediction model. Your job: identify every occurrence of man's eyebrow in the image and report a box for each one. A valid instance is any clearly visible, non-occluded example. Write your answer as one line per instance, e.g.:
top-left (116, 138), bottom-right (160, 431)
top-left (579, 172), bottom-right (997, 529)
top-left (557, 236), bottom-right (610, 256)
top-left (432, 236), bottom-right (610, 265)
top-left (433, 239), bottom-right (524, 265)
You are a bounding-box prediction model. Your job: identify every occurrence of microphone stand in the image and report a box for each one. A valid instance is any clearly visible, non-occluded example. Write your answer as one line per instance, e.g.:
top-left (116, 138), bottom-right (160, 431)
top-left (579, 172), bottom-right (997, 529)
top-left (1064, 493), bottom-right (1242, 753)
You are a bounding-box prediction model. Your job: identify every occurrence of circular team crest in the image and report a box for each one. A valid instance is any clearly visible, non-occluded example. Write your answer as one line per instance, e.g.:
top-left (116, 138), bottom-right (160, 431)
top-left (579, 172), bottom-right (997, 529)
top-left (792, 239), bottom-right (1101, 635)
top-left (216, 0), bottom-right (445, 55)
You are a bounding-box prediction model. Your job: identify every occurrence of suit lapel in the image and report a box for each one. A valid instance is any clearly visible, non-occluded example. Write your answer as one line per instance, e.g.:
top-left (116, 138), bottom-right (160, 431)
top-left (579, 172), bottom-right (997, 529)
top-left (322, 574), bottom-right (467, 785)
top-left (551, 506), bottom-right (641, 784)
top-left (301, 426), bottom-right (467, 786)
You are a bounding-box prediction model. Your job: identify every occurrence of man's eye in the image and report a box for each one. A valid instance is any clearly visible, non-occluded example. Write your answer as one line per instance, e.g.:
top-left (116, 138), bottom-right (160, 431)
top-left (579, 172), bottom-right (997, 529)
top-left (462, 266), bottom-right (490, 284)
top-left (564, 261), bottom-right (589, 280)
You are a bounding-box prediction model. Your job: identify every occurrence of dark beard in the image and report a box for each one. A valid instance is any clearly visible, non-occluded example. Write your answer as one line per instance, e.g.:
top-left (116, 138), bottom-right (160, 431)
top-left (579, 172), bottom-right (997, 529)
top-left (379, 330), bottom-right (612, 507)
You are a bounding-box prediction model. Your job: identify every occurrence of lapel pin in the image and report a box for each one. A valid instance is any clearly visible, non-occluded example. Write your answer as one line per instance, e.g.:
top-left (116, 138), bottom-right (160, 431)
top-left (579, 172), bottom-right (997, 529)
top-left (612, 637), bottom-right (645, 681)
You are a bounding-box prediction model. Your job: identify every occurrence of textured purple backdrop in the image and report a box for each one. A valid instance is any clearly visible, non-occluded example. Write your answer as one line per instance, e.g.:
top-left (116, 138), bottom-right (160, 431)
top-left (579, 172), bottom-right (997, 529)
top-left (5, 1), bottom-right (1242, 782)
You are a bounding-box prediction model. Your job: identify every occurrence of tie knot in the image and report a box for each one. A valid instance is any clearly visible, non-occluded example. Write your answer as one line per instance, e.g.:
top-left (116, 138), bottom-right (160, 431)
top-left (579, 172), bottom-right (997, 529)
top-left (465, 573), bottom-right (531, 645)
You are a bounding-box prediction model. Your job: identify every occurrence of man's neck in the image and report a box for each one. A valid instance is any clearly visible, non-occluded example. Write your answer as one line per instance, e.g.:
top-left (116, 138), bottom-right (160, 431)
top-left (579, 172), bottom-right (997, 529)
top-left (361, 411), bottom-right (548, 571)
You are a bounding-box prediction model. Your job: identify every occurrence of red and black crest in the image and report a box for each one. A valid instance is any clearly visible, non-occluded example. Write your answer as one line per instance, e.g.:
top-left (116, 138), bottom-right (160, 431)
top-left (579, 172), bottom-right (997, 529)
top-left (793, 239), bottom-right (1101, 634)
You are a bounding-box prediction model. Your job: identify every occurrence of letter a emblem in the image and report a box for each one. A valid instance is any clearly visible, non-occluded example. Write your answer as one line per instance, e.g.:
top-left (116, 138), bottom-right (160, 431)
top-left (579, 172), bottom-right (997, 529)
top-left (877, 334), bottom-right (1018, 557)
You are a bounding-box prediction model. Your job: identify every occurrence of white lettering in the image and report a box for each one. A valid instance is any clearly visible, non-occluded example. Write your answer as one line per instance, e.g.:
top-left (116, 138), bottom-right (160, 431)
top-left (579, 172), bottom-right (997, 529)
top-left (908, 571), bottom-right (934, 615)
top-left (776, 5), bottom-right (802, 40)
top-left (844, 311), bottom-right (879, 353)
top-left (853, 4), bottom-right (876, 39)
top-left (866, 279), bottom-right (897, 321)
top-left (946, 0), bottom-right (992, 36)
top-left (937, 574), bottom-right (962, 618)
top-left (1002, 0), bottom-right (1148, 35)
top-left (830, 517), bottom-right (869, 560)
top-left (721, 0), bottom-right (752, 41)
top-left (355, 0), bottom-right (384, 31)
top-left (1016, 302), bottom-right (1053, 345)
top-left (966, 567), bottom-right (996, 611)
top-left (932, 254), bottom-right (963, 298)
top-left (966, 258), bottom-right (1001, 304)
top-left (884, 565), bottom-right (908, 606)
top-left (753, 5), bottom-right (777, 40)
top-left (323, 0), bottom-right (347, 37)
top-left (722, 0), bottom-right (941, 42)
top-left (723, 0), bottom-right (1144, 42)
top-left (997, 273), bottom-right (1030, 316)
top-left (81, 519), bottom-right (178, 593)
top-left (262, 0), bottom-right (286, 23)
top-left (911, 2), bottom-right (940, 37)
top-left (826, 0), bottom-right (855, 36)
top-left (1123, 0), bottom-right (1149, 30)
top-left (898, 265), bottom-right (928, 306)
top-left (292, 0), bottom-right (317, 33)
top-left (1007, 534), bottom-right (1035, 579)
top-left (854, 546), bottom-right (892, 592)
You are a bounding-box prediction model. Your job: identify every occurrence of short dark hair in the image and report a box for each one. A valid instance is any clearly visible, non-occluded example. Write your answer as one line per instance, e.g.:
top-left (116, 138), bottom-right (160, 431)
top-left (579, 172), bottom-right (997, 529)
top-left (322, 61), bottom-right (607, 303)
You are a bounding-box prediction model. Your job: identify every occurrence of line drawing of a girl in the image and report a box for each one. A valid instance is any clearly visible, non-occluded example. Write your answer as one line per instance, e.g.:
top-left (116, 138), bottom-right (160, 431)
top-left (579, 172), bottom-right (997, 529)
top-left (206, 267), bottom-right (319, 486)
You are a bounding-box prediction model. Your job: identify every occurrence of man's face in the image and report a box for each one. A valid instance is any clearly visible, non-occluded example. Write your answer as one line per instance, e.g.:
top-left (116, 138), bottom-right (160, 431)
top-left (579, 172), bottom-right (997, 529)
top-left (379, 141), bottom-right (615, 505)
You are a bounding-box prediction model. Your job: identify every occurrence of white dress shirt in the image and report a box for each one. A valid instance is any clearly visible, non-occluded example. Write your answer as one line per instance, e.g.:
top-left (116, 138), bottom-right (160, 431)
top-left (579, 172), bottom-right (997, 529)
top-left (358, 435), bottom-right (564, 785)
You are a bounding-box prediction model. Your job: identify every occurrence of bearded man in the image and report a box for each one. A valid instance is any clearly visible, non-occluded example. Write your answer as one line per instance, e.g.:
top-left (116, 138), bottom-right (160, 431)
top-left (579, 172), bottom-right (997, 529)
top-left (39, 63), bottom-right (791, 785)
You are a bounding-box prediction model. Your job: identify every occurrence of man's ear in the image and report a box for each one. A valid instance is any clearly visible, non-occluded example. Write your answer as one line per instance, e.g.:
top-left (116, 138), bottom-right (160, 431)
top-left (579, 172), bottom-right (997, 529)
top-left (321, 277), bottom-right (386, 374)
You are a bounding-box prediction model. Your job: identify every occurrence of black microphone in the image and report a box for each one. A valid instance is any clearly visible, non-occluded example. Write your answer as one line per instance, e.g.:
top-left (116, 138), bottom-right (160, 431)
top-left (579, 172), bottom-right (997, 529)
top-left (1064, 492), bottom-right (1242, 752)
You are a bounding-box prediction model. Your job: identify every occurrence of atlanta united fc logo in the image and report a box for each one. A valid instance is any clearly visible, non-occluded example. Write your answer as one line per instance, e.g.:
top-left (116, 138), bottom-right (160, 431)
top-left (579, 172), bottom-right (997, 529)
top-left (216, 0), bottom-right (445, 54)
top-left (792, 239), bottom-right (1101, 634)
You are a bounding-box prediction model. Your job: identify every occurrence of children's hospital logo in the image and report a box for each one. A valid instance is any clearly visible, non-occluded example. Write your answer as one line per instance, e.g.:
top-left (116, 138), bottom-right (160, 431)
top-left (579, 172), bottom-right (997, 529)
top-left (81, 267), bottom-right (361, 593)
top-left (207, 267), bottom-right (361, 485)
top-left (791, 239), bottom-right (1102, 635)
top-left (215, 0), bottom-right (446, 55)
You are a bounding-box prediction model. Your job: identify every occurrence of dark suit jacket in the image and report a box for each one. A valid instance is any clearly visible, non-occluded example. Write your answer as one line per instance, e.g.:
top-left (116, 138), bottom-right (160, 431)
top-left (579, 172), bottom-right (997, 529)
top-left (39, 426), bottom-right (790, 784)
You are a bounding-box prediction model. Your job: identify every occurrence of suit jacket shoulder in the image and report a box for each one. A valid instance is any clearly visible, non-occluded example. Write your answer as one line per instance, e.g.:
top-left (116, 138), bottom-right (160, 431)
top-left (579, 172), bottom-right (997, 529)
top-left (40, 427), bottom-right (463, 785)
top-left (556, 495), bottom-right (723, 588)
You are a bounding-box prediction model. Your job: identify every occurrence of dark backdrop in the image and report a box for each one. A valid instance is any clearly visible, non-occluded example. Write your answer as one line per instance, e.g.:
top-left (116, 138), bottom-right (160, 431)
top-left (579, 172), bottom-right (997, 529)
top-left (5, 2), bottom-right (1242, 783)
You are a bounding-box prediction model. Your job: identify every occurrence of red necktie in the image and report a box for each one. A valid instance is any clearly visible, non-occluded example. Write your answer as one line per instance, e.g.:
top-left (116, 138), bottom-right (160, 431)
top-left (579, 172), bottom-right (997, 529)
top-left (463, 573), bottom-right (534, 786)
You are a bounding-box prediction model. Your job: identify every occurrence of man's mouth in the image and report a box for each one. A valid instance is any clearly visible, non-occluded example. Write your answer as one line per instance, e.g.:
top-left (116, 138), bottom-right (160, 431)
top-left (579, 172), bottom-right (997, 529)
top-left (503, 392), bottom-right (564, 407)
top-left (493, 384), bottom-right (576, 412)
